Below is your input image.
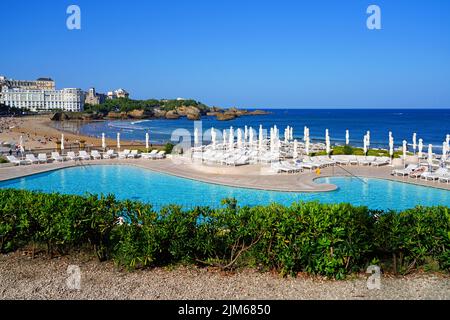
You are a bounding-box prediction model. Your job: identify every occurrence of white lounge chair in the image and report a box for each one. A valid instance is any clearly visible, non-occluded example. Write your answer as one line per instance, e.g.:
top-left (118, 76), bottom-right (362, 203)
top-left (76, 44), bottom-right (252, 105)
top-left (91, 150), bottom-right (102, 160)
top-left (154, 150), bottom-right (166, 159)
top-left (103, 150), bottom-right (118, 159)
top-left (271, 162), bottom-right (292, 173)
top-left (359, 156), bottom-right (376, 166)
top-left (66, 151), bottom-right (80, 161)
top-left (26, 154), bottom-right (40, 164)
top-left (408, 166), bottom-right (427, 179)
top-left (332, 155), bottom-right (350, 165)
top-left (371, 157), bottom-right (390, 167)
top-left (118, 149), bottom-right (130, 159)
top-left (439, 174), bottom-right (450, 183)
top-left (127, 150), bottom-right (139, 158)
top-left (38, 153), bottom-right (49, 163)
top-left (392, 164), bottom-right (418, 177)
top-left (421, 167), bottom-right (449, 181)
top-left (142, 150), bottom-right (158, 159)
top-left (51, 152), bottom-right (64, 162)
top-left (78, 151), bottom-right (91, 160)
top-left (6, 155), bottom-right (31, 166)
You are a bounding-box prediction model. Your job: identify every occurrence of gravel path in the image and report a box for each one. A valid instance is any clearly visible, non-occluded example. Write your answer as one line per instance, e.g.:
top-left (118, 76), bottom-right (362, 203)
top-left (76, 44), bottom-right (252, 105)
top-left (1, 252), bottom-right (449, 300)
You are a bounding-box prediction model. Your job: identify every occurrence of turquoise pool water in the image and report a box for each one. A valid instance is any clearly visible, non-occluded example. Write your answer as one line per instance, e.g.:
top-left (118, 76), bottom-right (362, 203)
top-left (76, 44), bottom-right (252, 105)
top-left (0, 165), bottom-right (449, 211)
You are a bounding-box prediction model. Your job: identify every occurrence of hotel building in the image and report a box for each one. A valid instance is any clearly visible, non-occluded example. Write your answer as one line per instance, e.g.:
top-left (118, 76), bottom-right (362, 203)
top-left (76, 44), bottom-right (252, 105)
top-left (0, 75), bottom-right (84, 112)
top-left (0, 87), bottom-right (85, 112)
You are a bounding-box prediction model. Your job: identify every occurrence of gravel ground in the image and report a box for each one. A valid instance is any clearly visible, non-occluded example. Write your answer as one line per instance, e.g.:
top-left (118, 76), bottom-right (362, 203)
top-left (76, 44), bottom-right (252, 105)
top-left (1, 251), bottom-right (449, 300)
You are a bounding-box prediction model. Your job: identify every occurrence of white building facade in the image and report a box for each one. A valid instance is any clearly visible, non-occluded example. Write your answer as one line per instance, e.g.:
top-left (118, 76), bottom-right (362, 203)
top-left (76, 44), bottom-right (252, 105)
top-left (0, 87), bottom-right (85, 112)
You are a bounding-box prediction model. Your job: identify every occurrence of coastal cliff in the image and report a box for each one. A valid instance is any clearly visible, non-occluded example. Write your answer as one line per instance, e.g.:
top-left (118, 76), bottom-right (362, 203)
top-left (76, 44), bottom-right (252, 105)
top-left (51, 99), bottom-right (270, 122)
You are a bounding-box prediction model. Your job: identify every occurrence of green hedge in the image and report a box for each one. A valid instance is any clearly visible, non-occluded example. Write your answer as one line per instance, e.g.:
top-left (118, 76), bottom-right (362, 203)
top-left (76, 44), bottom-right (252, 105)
top-left (0, 189), bottom-right (448, 278)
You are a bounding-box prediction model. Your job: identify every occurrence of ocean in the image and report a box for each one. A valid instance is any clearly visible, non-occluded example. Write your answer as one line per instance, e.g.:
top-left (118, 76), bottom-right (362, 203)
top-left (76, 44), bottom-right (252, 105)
top-left (55, 109), bottom-right (450, 150)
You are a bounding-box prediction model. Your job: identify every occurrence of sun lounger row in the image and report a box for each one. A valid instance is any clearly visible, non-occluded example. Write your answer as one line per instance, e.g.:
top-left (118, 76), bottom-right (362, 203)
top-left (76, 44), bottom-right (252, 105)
top-left (193, 149), bottom-right (251, 166)
top-left (5, 149), bottom-right (167, 166)
top-left (392, 165), bottom-right (450, 183)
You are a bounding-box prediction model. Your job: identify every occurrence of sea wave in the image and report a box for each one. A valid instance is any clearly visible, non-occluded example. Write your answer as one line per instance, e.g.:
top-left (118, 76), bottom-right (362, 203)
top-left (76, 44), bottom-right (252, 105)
top-left (107, 122), bottom-right (147, 131)
top-left (131, 120), bottom-right (152, 125)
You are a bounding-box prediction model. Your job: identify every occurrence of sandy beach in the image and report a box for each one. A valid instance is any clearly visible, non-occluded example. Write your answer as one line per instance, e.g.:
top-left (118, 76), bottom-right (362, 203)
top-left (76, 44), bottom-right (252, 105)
top-left (0, 115), bottom-right (143, 151)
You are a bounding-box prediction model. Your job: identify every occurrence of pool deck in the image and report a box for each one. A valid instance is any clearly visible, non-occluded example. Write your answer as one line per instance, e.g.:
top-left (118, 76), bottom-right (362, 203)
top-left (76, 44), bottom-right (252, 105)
top-left (0, 158), bottom-right (449, 192)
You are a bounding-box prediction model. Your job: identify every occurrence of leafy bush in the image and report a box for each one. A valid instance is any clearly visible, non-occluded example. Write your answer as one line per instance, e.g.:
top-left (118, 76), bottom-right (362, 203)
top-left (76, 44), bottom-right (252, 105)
top-left (373, 206), bottom-right (450, 273)
top-left (343, 145), bottom-right (353, 155)
top-left (0, 189), bottom-right (448, 278)
top-left (164, 143), bottom-right (175, 154)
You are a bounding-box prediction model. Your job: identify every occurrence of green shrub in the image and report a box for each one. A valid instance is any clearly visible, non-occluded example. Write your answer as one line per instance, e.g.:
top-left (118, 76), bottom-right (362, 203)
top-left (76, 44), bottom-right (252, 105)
top-left (164, 142), bottom-right (175, 154)
top-left (0, 189), bottom-right (449, 278)
top-left (373, 206), bottom-right (450, 274)
top-left (343, 145), bottom-right (353, 155)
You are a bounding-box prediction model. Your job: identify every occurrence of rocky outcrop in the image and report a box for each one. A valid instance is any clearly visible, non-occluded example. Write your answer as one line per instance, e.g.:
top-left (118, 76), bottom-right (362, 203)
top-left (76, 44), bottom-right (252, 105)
top-left (50, 105), bottom-right (270, 122)
top-left (216, 112), bottom-right (237, 121)
top-left (165, 110), bottom-right (181, 119)
top-left (51, 112), bottom-right (71, 121)
top-left (107, 111), bottom-right (127, 119)
top-left (187, 112), bottom-right (201, 120)
top-left (246, 109), bottom-right (270, 115)
top-left (127, 109), bottom-right (148, 119)
top-left (152, 109), bottom-right (167, 118)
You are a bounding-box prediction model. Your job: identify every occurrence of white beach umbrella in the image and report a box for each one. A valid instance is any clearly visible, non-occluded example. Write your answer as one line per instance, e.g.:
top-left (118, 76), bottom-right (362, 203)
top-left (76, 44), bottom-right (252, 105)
top-left (229, 127), bottom-right (234, 150)
top-left (305, 136), bottom-right (310, 155)
top-left (270, 129), bottom-right (274, 153)
top-left (145, 132), bottom-right (149, 150)
top-left (61, 134), bottom-right (64, 151)
top-left (117, 133), bottom-right (121, 150)
top-left (290, 127), bottom-right (294, 141)
top-left (293, 139), bottom-right (298, 159)
top-left (326, 136), bottom-right (331, 156)
top-left (446, 134), bottom-right (450, 150)
top-left (325, 129), bottom-right (329, 141)
top-left (211, 127), bottom-right (216, 149)
top-left (223, 129), bottom-right (227, 145)
top-left (441, 141), bottom-right (447, 161)
top-left (303, 126), bottom-right (307, 142)
top-left (259, 125), bottom-right (263, 151)
top-left (249, 127), bottom-right (254, 148)
top-left (418, 139), bottom-right (423, 158)
top-left (284, 127), bottom-right (289, 144)
top-left (270, 128), bottom-right (274, 152)
top-left (363, 135), bottom-right (368, 155)
top-left (412, 133), bottom-right (417, 154)
top-left (428, 144), bottom-right (433, 166)
top-left (102, 133), bottom-right (106, 150)
top-left (389, 133), bottom-right (394, 156)
top-left (194, 128), bottom-right (199, 146)
top-left (237, 129), bottom-right (243, 149)
top-left (366, 131), bottom-right (371, 147)
top-left (402, 140), bottom-right (407, 165)
top-left (346, 130), bottom-right (350, 145)
top-left (389, 139), bottom-right (394, 160)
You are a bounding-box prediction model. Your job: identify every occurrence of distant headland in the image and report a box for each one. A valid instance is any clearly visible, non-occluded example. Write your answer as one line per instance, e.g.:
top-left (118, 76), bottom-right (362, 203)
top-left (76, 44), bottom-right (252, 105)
top-left (51, 98), bottom-right (270, 122)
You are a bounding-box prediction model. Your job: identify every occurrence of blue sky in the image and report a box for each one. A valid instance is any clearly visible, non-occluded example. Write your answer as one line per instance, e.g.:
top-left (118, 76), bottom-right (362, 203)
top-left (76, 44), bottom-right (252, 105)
top-left (1, 0), bottom-right (450, 108)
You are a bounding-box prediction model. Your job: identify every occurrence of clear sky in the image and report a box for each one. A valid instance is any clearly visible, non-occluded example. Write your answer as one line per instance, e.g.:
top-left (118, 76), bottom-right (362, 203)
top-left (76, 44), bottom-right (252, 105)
top-left (1, 0), bottom-right (450, 108)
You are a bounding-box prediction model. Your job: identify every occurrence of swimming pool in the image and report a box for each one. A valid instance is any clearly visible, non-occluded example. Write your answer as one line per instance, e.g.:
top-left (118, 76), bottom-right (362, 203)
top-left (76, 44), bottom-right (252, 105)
top-left (0, 165), bottom-right (449, 211)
